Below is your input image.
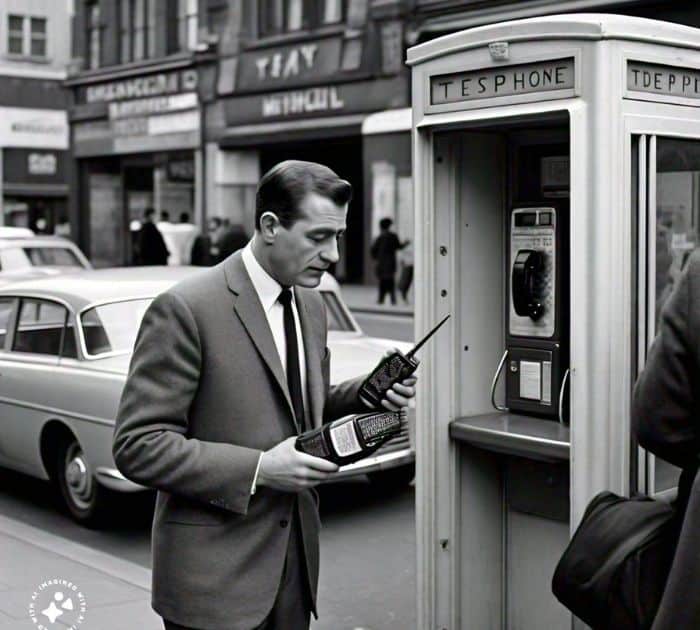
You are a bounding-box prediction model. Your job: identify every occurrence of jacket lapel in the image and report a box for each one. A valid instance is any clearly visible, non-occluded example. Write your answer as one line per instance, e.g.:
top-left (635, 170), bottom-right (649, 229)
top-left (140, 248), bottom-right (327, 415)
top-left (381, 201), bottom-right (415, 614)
top-left (224, 252), bottom-right (296, 427)
top-left (295, 288), bottom-right (325, 429)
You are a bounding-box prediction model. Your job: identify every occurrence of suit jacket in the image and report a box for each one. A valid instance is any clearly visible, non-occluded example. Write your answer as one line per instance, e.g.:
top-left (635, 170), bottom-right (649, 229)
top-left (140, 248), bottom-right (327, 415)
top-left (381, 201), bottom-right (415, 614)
top-left (633, 251), bottom-right (700, 630)
top-left (112, 252), bottom-right (368, 630)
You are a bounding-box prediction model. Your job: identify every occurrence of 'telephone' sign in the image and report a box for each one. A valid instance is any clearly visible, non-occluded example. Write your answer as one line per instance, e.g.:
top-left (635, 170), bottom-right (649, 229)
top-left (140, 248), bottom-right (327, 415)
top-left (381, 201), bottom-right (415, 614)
top-left (627, 61), bottom-right (700, 101)
top-left (430, 58), bottom-right (574, 105)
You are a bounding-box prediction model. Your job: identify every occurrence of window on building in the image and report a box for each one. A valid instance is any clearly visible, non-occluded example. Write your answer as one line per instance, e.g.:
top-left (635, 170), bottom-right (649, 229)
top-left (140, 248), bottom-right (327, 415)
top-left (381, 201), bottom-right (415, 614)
top-left (86, 1), bottom-right (101, 69)
top-left (177, 0), bottom-right (198, 51)
top-left (258, 0), bottom-right (344, 37)
top-left (7, 14), bottom-right (48, 58)
top-left (119, 0), bottom-right (156, 63)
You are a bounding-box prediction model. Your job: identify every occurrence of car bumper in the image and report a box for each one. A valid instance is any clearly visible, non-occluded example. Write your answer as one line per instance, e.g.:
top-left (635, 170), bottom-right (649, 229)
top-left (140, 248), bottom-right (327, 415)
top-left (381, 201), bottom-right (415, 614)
top-left (331, 448), bottom-right (415, 481)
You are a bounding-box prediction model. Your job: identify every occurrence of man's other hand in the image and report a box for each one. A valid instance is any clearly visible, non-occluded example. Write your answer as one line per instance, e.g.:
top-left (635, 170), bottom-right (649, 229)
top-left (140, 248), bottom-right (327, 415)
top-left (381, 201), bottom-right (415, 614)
top-left (360, 349), bottom-right (419, 412)
top-left (257, 437), bottom-right (339, 492)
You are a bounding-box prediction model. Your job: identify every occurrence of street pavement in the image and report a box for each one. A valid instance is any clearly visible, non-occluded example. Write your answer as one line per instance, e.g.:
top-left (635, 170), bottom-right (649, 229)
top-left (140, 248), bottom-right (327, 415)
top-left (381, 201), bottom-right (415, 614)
top-left (0, 283), bottom-right (417, 630)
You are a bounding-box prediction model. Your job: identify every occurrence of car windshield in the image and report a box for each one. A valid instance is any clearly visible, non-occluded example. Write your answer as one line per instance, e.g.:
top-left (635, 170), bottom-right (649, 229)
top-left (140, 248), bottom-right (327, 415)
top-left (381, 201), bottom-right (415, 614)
top-left (320, 291), bottom-right (356, 332)
top-left (80, 298), bottom-right (152, 356)
top-left (0, 246), bottom-right (82, 270)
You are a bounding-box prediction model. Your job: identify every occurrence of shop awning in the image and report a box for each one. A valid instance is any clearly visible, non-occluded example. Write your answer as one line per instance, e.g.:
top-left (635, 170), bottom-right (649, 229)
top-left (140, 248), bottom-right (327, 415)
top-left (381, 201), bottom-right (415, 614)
top-left (3, 183), bottom-right (69, 197)
top-left (361, 108), bottom-right (411, 135)
top-left (218, 114), bottom-right (365, 148)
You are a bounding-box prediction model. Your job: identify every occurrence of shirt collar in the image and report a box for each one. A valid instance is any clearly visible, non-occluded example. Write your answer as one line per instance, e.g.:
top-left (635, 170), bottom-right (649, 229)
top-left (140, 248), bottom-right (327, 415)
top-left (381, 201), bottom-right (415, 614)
top-left (241, 238), bottom-right (289, 314)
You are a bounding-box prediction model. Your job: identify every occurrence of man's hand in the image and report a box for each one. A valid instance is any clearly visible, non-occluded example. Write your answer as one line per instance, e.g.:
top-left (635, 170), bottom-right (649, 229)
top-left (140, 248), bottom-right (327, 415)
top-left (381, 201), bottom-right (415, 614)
top-left (361, 349), bottom-right (419, 411)
top-left (257, 437), bottom-right (339, 492)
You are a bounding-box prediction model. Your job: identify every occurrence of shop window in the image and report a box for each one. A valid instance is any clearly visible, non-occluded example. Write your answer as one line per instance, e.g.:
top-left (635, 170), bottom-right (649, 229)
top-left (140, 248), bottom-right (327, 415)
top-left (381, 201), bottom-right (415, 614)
top-left (7, 14), bottom-right (47, 58)
top-left (119, 0), bottom-right (156, 64)
top-left (86, 1), bottom-right (101, 69)
top-left (258, 0), bottom-right (345, 37)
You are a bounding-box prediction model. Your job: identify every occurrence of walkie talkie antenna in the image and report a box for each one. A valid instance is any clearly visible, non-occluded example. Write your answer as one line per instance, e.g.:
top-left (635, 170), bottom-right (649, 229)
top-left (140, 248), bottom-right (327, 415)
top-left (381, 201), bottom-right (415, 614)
top-left (406, 315), bottom-right (451, 359)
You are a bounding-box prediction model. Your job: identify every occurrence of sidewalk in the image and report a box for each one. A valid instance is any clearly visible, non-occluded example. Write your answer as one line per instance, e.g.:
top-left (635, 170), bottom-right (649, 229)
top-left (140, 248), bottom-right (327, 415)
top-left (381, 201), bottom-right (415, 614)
top-left (339, 283), bottom-right (413, 317)
top-left (0, 515), bottom-right (160, 630)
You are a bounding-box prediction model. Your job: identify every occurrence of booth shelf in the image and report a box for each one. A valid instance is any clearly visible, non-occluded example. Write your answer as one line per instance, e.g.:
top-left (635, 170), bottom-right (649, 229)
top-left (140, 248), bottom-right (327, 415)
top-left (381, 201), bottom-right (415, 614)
top-left (449, 413), bottom-right (570, 461)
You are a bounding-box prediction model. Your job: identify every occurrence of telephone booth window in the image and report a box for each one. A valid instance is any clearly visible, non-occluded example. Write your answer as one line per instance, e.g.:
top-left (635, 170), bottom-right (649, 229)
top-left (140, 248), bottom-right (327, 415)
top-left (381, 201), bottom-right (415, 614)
top-left (636, 135), bottom-right (700, 495)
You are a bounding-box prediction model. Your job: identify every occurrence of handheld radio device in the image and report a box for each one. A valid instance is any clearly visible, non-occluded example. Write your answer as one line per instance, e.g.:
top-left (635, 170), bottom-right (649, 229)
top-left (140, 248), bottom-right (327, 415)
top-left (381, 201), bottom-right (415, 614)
top-left (359, 314), bottom-right (451, 408)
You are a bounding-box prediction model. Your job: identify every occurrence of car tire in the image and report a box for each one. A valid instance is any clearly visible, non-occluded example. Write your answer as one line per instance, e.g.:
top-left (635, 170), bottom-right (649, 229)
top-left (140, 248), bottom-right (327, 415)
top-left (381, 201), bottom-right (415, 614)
top-left (368, 463), bottom-right (415, 491)
top-left (54, 436), bottom-right (112, 528)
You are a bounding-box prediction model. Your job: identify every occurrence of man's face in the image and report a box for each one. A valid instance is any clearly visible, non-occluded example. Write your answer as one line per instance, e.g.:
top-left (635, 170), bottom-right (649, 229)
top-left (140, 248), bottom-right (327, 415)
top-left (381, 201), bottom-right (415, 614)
top-left (267, 192), bottom-right (347, 288)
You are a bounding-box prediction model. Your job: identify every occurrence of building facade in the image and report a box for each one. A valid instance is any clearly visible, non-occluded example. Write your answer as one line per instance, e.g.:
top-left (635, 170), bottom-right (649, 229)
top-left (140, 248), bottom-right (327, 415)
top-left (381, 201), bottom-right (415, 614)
top-left (66, 0), bottom-right (700, 278)
top-left (67, 0), bottom-right (216, 267)
top-left (0, 0), bottom-right (72, 234)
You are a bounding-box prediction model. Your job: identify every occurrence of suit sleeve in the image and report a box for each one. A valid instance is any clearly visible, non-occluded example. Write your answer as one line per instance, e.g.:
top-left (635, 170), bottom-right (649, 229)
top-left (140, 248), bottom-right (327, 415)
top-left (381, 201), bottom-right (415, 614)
top-left (112, 291), bottom-right (260, 515)
top-left (633, 259), bottom-right (698, 469)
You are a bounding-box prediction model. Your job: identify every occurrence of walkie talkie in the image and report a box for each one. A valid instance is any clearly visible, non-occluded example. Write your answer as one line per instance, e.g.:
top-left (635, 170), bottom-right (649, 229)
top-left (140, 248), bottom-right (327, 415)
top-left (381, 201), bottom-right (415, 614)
top-left (359, 314), bottom-right (451, 408)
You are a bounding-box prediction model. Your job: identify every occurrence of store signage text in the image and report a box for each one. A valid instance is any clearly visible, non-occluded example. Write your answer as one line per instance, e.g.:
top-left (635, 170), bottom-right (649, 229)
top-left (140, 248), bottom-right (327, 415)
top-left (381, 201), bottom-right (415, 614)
top-left (237, 38), bottom-right (342, 92)
top-left (262, 86), bottom-right (344, 117)
top-left (256, 44), bottom-right (318, 81)
top-left (85, 70), bottom-right (198, 104)
top-left (108, 93), bottom-right (198, 119)
top-left (430, 58), bottom-right (574, 105)
top-left (27, 152), bottom-right (57, 175)
top-left (627, 61), bottom-right (700, 100)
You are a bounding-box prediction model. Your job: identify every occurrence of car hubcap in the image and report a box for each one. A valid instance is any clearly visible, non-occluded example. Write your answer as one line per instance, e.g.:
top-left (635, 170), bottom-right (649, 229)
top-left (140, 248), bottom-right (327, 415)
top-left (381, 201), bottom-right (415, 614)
top-left (64, 442), bottom-right (93, 510)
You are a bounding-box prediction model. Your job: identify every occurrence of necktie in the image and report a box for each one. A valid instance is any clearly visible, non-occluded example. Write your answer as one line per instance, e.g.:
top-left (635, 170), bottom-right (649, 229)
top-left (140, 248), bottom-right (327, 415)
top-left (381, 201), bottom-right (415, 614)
top-left (278, 289), bottom-right (306, 432)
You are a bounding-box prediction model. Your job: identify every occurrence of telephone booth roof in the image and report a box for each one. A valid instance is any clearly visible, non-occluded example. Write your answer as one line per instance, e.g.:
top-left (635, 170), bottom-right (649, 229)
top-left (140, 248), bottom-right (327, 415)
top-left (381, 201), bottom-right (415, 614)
top-left (406, 13), bottom-right (700, 67)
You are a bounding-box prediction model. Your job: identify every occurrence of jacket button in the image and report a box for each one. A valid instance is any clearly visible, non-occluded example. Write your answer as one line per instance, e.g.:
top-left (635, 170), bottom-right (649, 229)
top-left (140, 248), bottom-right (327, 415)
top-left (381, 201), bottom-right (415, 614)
top-left (280, 519), bottom-right (289, 528)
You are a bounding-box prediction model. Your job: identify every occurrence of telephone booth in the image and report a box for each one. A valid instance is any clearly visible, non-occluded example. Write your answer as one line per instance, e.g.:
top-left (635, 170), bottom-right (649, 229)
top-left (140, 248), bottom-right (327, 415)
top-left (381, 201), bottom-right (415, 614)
top-left (408, 14), bottom-right (700, 629)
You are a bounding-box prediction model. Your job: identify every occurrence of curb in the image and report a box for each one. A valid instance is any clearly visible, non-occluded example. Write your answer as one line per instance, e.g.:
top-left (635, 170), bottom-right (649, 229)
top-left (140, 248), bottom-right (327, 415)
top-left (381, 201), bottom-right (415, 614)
top-left (348, 306), bottom-right (414, 318)
top-left (0, 514), bottom-right (152, 591)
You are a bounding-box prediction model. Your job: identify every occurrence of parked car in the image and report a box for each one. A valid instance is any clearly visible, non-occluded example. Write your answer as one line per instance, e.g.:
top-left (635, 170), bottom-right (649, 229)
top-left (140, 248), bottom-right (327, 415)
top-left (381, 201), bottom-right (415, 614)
top-left (0, 267), bottom-right (414, 526)
top-left (0, 237), bottom-right (91, 287)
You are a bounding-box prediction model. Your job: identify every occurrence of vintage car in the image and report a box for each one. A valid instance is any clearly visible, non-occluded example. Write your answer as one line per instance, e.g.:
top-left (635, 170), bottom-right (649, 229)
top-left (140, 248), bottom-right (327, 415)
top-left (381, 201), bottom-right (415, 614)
top-left (0, 267), bottom-right (414, 526)
top-left (0, 236), bottom-right (91, 286)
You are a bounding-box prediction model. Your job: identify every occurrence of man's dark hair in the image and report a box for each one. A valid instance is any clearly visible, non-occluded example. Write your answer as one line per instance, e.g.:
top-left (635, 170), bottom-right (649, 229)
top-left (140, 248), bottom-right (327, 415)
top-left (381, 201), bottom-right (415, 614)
top-left (379, 218), bottom-right (393, 230)
top-left (160, 210), bottom-right (170, 222)
top-left (179, 212), bottom-right (190, 223)
top-left (255, 160), bottom-right (352, 230)
top-left (144, 207), bottom-right (156, 220)
top-left (208, 217), bottom-right (222, 230)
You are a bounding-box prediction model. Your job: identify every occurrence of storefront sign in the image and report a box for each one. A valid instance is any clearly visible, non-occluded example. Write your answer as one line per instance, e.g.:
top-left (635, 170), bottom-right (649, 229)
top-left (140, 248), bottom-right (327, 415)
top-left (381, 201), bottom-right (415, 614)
top-left (237, 38), bottom-right (342, 92)
top-left (0, 107), bottom-right (68, 149)
top-left (223, 76), bottom-right (408, 126)
top-left (430, 58), bottom-right (575, 105)
top-left (82, 69), bottom-right (198, 104)
top-left (27, 152), bottom-right (57, 175)
top-left (108, 92), bottom-right (198, 119)
top-left (627, 61), bottom-right (700, 101)
top-left (3, 148), bottom-right (66, 183)
top-left (262, 86), bottom-right (345, 117)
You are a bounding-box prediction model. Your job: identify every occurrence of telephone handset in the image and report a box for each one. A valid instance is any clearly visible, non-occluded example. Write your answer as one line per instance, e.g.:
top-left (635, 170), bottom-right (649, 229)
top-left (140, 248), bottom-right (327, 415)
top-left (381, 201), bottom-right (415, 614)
top-left (512, 249), bottom-right (545, 321)
top-left (491, 205), bottom-right (569, 422)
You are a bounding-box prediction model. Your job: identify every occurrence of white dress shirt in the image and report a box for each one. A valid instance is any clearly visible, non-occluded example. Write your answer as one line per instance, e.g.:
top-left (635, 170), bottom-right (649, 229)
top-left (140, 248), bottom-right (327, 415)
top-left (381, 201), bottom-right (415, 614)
top-left (242, 240), bottom-right (309, 493)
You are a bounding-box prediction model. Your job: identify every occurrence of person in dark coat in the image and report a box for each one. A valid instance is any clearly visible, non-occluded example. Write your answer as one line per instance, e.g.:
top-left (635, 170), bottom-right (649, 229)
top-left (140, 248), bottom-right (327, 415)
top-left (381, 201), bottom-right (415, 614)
top-left (215, 222), bottom-right (249, 263)
top-left (190, 217), bottom-right (221, 266)
top-left (138, 207), bottom-right (169, 265)
top-left (633, 250), bottom-right (700, 629)
top-left (370, 217), bottom-right (410, 305)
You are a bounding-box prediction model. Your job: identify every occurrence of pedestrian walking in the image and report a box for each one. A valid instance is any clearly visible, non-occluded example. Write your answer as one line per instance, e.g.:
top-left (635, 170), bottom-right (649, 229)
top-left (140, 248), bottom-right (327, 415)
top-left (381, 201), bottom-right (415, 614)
top-left (112, 160), bottom-right (418, 630)
top-left (398, 241), bottom-right (414, 304)
top-left (215, 222), bottom-right (249, 263)
top-left (633, 249), bottom-right (700, 629)
top-left (137, 207), bottom-right (169, 265)
top-left (370, 217), bottom-right (410, 305)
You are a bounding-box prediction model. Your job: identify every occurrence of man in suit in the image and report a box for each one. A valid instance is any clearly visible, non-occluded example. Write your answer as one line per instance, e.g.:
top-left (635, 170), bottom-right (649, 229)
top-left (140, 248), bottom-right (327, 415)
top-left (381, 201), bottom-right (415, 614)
top-left (633, 250), bottom-right (700, 629)
top-left (113, 160), bottom-right (417, 630)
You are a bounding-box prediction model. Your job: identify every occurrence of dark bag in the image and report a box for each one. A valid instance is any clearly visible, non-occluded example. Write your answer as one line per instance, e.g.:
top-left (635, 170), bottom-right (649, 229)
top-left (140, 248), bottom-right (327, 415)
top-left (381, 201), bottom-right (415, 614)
top-left (552, 490), bottom-right (680, 629)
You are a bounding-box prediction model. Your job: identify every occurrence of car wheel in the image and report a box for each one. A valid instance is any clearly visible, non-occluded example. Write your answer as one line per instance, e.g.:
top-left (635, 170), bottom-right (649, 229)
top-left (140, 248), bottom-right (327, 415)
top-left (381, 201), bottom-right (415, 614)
top-left (368, 463), bottom-right (415, 492)
top-left (55, 437), bottom-right (110, 527)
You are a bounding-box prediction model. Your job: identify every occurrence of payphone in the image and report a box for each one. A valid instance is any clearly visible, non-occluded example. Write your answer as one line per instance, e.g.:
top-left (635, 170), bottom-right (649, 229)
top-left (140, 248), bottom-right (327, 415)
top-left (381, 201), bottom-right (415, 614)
top-left (495, 202), bottom-right (569, 420)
